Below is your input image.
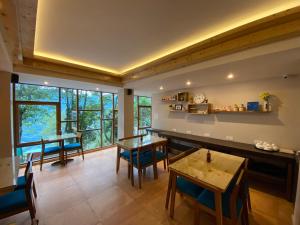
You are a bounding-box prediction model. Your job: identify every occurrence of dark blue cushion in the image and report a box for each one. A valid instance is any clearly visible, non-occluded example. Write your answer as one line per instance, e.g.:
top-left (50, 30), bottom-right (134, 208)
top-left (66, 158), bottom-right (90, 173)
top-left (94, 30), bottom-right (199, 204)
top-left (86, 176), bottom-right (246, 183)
top-left (176, 177), bottom-right (204, 198)
top-left (197, 188), bottom-right (242, 218)
top-left (15, 176), bottom-right (26, 190)
top-left (121, 150), bottom-right (166, 166)
top-left (120, 150), bottom-right (138, 160)
top-left (0, 189), bottom-right (27, 213)
top-left (64, 142), bottom-right (81, 150)
top-left (44, 146), bottom-right (62, 154)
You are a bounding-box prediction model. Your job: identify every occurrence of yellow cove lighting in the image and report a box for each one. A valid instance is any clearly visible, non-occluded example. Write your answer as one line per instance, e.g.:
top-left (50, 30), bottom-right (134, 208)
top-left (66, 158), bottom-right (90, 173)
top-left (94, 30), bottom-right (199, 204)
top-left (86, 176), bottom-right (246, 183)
top-left (34, 2), bottom-right (300, 75)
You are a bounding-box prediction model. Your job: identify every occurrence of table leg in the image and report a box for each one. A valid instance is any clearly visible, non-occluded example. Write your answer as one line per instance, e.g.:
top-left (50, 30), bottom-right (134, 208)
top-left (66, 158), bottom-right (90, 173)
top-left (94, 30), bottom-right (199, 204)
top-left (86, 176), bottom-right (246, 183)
top-left (116, 146), bottom-right (120, 174)
top-left (130, 151), bottom-right (134, 186)
top-left (214, 191), bottom-right (223, 225)
top-left (165, 171), bottom-right (172, 209)
top-left (170, 171), bottom-right (177, 218)
top-left (152, 145), bottom-right (158, 179)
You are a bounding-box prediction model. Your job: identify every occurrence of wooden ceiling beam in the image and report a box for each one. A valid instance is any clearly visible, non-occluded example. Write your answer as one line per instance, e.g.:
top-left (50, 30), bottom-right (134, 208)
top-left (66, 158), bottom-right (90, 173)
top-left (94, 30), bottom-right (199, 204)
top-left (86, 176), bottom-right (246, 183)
top-left (14, 57), bottom-right (122, 87)
top-left (122, 6), bottom-right (300, 82)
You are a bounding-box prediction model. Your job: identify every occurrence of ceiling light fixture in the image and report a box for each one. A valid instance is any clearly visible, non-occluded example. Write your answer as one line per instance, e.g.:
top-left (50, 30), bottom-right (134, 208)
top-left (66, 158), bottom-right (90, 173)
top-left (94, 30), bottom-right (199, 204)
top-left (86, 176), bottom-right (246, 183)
top-left (186, 81), bottom-right (191, 86)
top-left (96, 88), bottom-right (99, 91)
top-left (160, 86), bottom-right (164, 90)
top-left (44, 81), bottom-right (49, 85)
top-left (227, 73), bottom-right (234, 79)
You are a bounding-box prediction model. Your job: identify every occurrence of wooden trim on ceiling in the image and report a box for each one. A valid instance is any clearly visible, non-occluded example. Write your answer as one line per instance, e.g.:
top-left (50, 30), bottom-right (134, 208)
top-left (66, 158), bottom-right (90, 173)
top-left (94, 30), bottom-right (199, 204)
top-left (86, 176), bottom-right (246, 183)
top-left (122, 6), bottom-right (300, 82)
top-left (0, 0), bottom-right (21, 65)
top-left (13, 58), bottom-right (123, 87)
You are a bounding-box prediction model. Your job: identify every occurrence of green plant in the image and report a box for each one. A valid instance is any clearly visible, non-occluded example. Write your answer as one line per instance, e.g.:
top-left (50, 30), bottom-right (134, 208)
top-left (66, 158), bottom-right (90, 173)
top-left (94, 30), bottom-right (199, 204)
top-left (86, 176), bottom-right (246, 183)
top-left (260, 92), bottom-right (271, 101)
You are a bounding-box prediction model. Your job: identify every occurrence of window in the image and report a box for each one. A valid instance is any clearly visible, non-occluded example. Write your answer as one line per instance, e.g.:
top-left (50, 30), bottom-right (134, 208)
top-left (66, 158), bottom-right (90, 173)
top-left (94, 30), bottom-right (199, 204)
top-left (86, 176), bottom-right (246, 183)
top-left (14, 83), bottom-right (119, 163)
top-left (134, 96), bottom-right (152, 135)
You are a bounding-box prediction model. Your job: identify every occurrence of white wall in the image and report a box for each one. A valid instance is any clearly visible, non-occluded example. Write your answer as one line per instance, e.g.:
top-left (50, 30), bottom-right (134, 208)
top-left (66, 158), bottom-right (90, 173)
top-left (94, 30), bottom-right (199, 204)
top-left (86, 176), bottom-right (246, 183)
top-left (152, 76), bottom-right (300, 150)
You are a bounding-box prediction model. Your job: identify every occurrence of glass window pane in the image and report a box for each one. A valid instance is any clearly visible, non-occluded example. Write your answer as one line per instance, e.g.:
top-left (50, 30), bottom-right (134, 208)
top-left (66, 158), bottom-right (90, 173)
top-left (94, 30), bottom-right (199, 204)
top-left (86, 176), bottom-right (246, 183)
top-left (134, 96), bottom-right (138, 132)
top-left (138, 96), bottom-right (151, 106)
top-left (114, 119), bottom-right (118, 142)
top-left (15, 84), bottom-right (59, 102)
top-left (61, 121), bottom-right (77, 134)
top-left (83, 130), bottom-right (101, 150)
top-left (139, 107), bottom-right (151, 128)
top-left (114, 94), bottom-right (118, 109)
top-left (18, 104), bottom-right (57, 144)
top-left (79, 111), bottom-right (101, 130)
top-left (16, 145), bottom-right (41, 164)
top-left (102, 120), bottom-right (113, 146)
top-left (78, 90), bottom-right (101, 110)
top-left (61, 89), bottom-right (77, 121)
top-left (103, 93), bottom-right (113, 119)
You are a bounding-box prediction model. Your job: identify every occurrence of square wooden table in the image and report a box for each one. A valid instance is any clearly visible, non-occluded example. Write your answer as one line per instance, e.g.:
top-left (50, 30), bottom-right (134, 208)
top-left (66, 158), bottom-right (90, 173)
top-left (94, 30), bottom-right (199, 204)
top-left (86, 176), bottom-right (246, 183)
top-left (167, 149), bottom-right (245, 225)
top-left (0, 156), bottom-right (20, 195)
top-left (116, 135), bottom-right (167, 185)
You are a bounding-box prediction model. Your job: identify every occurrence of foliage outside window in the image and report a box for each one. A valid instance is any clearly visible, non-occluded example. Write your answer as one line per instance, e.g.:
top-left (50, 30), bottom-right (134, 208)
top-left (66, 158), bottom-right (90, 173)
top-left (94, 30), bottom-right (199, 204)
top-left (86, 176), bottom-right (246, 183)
top-left (134, 96), bottom-right (152, 135)
top-left (14, 83), bottom-right (118, 163)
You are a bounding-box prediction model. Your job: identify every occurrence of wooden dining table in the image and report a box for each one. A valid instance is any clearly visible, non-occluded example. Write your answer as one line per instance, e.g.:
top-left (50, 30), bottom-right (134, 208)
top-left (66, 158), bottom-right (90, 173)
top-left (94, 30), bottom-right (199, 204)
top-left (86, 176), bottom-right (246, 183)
top-left (116, 135), bottom-right (167, 184)
top-left (42, 133), bottom-right (78, 165)
top-left (167, 149), bottom-right (245, 225)
top-left (0, 156), bottom-right (20, 195)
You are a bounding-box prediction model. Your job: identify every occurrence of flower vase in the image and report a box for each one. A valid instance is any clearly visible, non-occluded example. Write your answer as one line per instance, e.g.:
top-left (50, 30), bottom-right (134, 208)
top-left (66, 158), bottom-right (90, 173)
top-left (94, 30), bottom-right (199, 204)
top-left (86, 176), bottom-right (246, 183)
top-left (263, 101), bottom-right (269, 112)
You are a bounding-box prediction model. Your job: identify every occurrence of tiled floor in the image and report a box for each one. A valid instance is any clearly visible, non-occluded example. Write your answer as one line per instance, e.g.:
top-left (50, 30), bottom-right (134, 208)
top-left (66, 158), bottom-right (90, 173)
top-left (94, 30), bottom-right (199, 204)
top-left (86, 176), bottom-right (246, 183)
top-left (0, 147), bottom-right (294, 225)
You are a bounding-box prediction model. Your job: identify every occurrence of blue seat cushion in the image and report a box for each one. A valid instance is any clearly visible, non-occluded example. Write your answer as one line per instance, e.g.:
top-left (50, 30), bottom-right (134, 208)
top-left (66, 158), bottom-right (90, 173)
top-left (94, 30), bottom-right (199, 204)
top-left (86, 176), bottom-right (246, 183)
top-left (15, 176), bottom-right (26, 190)
top-left (0, 189), bottom-right (27, 213)
top-left (176, 177), bottom-right (204, 198)
top-left (120, 150), bottom-right (166, 166)
top-left (197, 189), bottom-right (243, 218)
top-left (64, 142), bottom-right (81, 150)
top-left (44, 146), bottom-right (62, 154)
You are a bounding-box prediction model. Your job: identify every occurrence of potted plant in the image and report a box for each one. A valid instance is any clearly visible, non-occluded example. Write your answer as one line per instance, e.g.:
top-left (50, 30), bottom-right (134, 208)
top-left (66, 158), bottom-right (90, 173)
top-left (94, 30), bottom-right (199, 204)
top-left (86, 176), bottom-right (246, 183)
top-left (260, 92), bottom-right (271, 112)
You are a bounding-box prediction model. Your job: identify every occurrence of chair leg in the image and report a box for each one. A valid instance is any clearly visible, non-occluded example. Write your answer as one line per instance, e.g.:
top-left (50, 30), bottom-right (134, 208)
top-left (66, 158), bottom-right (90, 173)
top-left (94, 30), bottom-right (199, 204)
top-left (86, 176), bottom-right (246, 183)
top-left (39, 154), bottom-right (43, 171)
top-left (128, 163), bottom-right (131, 179)
top-left (33, 181), bottom-right (38, 198)
top-left (163, 159), bottom-right (166, 170)
top-left (247, 190), bottom-right (252, 211)
top-left (116, 148), bottom-right (120, 173)
top-left (143, 168), bottom-right (146, 176)
top-left (65, 150), bottom-right (68, 164)
top-left (81, 148), bottom-right (84, 160)
top-left (194, 204), bottom-right (200, 225)
top-left (138, 167), bottom-right (142, 189)
top-left (130, 164), bottom-right (134, 186)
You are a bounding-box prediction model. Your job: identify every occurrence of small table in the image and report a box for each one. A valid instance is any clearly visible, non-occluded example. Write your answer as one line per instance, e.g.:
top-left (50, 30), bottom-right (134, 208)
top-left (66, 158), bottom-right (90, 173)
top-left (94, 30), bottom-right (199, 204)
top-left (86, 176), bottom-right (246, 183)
top-left (42, 133), bottom-right (77, 165)
top-left (0, 156), bottom-right (20, 195)
top-left (167, 149), bottom-right (245, 225)
top-left (116, 135), bottom-right (167, 185)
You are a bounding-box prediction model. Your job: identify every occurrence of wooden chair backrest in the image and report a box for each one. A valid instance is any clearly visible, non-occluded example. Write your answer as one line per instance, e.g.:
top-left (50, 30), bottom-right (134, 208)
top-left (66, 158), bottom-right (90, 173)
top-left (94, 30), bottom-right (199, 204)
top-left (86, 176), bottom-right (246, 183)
top-left (118, 134), bottom-right (145, 141)
top-left (24, 173), bottom-right (35, 213)
top-left (229, 168), bottom-right (246, 221)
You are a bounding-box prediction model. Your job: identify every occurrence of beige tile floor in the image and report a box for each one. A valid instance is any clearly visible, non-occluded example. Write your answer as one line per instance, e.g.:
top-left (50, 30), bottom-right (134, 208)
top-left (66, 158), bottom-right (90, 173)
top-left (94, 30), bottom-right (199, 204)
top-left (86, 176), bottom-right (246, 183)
top-left (0, 147), bottom-right (294, 225)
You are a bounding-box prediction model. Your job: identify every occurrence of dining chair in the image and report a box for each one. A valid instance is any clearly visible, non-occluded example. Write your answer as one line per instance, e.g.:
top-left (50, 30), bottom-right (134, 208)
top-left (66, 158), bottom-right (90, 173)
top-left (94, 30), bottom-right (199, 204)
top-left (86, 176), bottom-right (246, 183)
top-left (194, 168), bottom-right (249, 225)
top-left (15, 153), bottom-right (37, 198)
top-left (0, 173), bottom-right (39, 225)
top-left (165, 148), bottom-right (202, 213)
top-left (64, 132), bottom-right (84, 162)
top-left (40, 139), bottom-right (63, 171)
top-left (117, 134), bottom-right (168, 188)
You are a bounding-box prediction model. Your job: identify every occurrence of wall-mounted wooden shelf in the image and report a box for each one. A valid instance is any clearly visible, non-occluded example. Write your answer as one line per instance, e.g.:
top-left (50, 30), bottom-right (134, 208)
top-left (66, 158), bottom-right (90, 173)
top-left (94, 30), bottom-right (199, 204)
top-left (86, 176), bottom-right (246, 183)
top-left (187, 103), bottom-right (211, 114)
top-left (169, 110), bottom-right (186, 113)
top-left (212, 110), bottom-right (271, 114)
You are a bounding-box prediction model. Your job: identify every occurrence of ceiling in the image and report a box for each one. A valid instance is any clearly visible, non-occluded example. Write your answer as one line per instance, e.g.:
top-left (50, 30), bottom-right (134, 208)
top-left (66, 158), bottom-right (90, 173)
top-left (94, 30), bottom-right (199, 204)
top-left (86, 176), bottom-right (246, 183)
top-left (34, 0), bottom-right (300, 75)
top-left (125, 37), bottom-right (300, 95)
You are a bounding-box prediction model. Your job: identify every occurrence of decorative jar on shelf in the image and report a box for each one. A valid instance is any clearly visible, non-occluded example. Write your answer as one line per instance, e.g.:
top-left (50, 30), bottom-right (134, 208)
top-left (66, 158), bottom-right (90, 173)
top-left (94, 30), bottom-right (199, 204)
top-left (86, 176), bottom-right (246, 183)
top-left (263, 101), bottom-right (271, 112)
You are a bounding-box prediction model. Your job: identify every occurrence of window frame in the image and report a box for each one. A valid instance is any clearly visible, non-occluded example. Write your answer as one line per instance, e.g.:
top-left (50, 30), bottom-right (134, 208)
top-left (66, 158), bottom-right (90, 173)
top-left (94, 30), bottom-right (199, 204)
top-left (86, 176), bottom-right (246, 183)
top-left (13, 83), bottom-right (119, 159)
top-left (134, 96), bottom-right (152, 132)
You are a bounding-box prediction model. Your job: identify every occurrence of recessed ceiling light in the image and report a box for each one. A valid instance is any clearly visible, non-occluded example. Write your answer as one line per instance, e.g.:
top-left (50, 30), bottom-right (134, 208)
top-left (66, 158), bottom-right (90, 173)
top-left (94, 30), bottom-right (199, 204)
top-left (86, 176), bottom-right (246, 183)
top-left (227, 73), bottom-right (234, 79)
top-left (186, 81), bottom-right (191, 86)
top-left (159, 86), bottom-right (164, 90)
top-left (96, 88), bottom-right (99, 91)
top-left (44, 81), bottom-right (49, 85)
